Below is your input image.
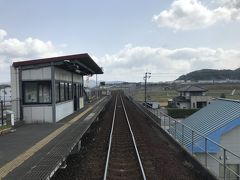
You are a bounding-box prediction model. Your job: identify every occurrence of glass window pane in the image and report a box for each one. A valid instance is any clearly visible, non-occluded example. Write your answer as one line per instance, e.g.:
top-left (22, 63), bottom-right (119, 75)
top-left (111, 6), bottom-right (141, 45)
top-left (81, 84), bottom-right (83, 96)
top-left (80, 84), bottom-right (82, 97)
top-left (24, 83), bottom-right (38, 103)
top-left (39, 83), bottom-right (51, 103)
top-left (55, 82), bottom-right (60, 102)
top-left (69, 83), bottom-right (72, 100)
top-left (60, 82), bottom-right (65, 101)
top-left (65, 83), bottom-right (68, 101)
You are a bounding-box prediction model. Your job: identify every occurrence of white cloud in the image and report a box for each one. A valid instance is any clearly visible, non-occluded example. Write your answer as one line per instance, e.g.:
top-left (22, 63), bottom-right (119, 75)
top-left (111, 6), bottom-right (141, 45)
top-left (0, 29), bottom-right (7, 40)
top-left (0, 29), bottom-right (61, 82)
top-left (218, 0), bottom-right (240, 8)
top-left (94, 45), bottom-right (240, 82)
top-left (152, 0), bottom-right (240, 30)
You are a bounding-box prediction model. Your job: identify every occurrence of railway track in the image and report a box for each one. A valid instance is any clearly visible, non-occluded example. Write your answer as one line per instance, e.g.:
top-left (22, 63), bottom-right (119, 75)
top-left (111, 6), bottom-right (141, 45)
top-left (52, 91), bottom-right (213, 180)
top-left (103, 95), bottom-right (146, 180)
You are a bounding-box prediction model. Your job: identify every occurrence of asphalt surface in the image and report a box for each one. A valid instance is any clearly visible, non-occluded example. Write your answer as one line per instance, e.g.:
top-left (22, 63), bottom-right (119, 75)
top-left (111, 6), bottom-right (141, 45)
top-left (0, 97), bottom-right (109, 180)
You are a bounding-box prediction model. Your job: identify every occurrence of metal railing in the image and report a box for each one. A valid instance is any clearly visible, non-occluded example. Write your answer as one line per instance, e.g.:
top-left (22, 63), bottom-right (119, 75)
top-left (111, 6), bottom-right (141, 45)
top-left (0, 100), bottom-right (12, 126)
top-left (0, 99), bottom-right (20, 127)
top-left (139, 103), bottom-right (240, 180)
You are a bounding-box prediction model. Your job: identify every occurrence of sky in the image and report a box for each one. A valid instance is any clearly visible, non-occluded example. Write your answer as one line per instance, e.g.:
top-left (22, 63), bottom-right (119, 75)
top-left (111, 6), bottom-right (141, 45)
top-left (0, 0), bottom-right (240, 83)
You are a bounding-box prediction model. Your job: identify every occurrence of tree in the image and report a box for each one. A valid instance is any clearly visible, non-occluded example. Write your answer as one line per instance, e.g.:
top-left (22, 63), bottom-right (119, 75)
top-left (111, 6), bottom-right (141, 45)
top-left (220, 93), bottom-right (226, 98)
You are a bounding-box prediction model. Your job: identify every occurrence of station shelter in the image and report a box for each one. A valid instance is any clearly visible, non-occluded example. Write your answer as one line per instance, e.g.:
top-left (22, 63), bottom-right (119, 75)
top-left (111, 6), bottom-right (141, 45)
top-left (11, 54), bottom-right (103, 123)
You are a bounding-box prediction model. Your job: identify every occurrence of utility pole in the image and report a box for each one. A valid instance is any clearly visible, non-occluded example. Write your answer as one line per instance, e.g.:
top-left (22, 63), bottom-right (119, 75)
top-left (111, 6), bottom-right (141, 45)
top-left (143, 72), bottom-right (151, 104)
top-left (3, 87), bottom-right (6, 107)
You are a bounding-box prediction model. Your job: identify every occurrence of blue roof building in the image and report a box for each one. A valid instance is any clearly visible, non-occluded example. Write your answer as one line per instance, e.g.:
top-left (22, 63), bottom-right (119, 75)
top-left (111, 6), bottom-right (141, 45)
top-left (173, 98), bottom-right (240, 178)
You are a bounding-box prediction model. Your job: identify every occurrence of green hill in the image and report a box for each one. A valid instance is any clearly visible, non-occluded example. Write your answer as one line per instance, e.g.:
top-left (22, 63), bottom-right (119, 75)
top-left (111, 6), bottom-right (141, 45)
top-left (177, 68), bottom-right (240, 81)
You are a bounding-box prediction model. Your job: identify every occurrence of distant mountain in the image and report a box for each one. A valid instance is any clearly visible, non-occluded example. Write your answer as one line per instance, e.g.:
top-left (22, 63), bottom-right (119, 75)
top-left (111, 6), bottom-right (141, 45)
top-left (177, 68), bottom-right (240, 81)
top-left (84, 80), bottom-right (126, 88)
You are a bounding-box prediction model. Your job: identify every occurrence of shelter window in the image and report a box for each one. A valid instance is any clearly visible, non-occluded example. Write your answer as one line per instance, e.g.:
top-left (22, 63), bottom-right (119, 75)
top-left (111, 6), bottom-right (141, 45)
top-left (64, 83), bottom-right (69, 101)
top-left (60, 82), bottom-right (65, 102)
top-left (24, 82), bottom-right (38, 103)
top-left (39, 83), bottom-right (51, 103)
top-left (69, 83), bottom-right (72, 100)
top-left (23, 81), bottom-right (51, 104)
top-left (55, 82), bottom-right (60, 102)
top-left (78, 84), bottom-right (80, 97)
top-left (80, 84), bottom-right (83, 97)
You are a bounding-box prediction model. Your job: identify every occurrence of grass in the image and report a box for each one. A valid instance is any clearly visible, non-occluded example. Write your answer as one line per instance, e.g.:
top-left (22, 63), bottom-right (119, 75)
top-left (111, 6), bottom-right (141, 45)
top-left (0, 124), bottom-right (11, 131)
top-left (134, 90), bottom-right (177, 102)
top-left (133, 84), bottom-right (240, 106)
top-left (203, 84), bottom-right (240, 99)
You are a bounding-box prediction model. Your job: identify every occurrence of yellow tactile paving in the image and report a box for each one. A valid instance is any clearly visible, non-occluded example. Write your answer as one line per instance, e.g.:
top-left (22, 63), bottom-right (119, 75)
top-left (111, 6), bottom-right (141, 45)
top-left (0, 98), bottom-right (105, 179)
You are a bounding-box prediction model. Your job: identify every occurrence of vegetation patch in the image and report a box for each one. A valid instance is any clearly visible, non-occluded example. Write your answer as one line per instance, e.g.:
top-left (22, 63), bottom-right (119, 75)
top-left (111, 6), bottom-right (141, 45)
top-left (177, 68), bottom-right (240, 81)
top-left (0, 125), bottom-right (11, 131)
top-left (167, 108), bottom-right (199, 118)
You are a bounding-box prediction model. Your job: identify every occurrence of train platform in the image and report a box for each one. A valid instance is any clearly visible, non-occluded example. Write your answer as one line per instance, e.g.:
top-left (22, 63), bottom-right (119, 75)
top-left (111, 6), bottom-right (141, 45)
top-left (0, 96), bottom-right (110, 180)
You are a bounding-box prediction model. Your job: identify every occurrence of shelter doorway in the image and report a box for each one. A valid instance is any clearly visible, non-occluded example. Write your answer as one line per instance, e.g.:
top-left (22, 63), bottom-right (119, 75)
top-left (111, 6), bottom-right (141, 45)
top-left (73, 83), bottom-right (79, 111)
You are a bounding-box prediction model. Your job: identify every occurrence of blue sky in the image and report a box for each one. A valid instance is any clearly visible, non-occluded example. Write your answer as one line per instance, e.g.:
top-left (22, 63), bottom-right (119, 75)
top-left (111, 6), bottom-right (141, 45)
top-left (0, 0), bottom-right (240, 82)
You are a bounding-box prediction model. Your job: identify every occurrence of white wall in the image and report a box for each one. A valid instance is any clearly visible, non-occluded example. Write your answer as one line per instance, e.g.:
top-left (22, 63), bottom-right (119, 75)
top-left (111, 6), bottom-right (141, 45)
top-left (22, 67), bottom-right (51, 80)
top-left (23, 106), bottom-right (52, 123)
top-left (56, 100), bottom-right (74, 122)
top-left (195, 126), bottom-right (240, 178)
top-left (79, 97), bottom-right (84, 109)
top-left (55, 67), bottom-right (72, 81)
top-left (55, 67), bottom-right (83, 83)
top-left (220, 125), bottom-right (240, 164)
top-left (185, 92), bottom-right (190, 99)
top-left (11, 66), bottom-right (20, 121)
top-left (73, 73), bottom-right (83, 83)
top-left (191, 96), bottom-right (211, 109)
top-left (195, 153), bottom-right (220, 177)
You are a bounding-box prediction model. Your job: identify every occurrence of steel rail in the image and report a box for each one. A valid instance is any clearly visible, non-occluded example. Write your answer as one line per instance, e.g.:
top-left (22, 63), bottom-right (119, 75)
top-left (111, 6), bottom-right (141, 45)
top-left (120, 95), bottom-right (147, 180)
top-left (103, 95), bottom-right (117, 180)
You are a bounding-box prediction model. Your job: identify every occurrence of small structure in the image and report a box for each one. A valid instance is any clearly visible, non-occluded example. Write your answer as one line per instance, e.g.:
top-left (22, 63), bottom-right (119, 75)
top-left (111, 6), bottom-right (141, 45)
top-left (146, 101), bottom-right (160, 109)
top-left (11, 54), bottom-right (103, 123)
top-left (178, 99), bottom-right (240, 178)
top-left (173, 85), bottom-right (211, 109)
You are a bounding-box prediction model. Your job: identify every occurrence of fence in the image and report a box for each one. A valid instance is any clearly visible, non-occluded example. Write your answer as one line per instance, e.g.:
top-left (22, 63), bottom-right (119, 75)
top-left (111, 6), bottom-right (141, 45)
top-left (137, 102), bottom-right (240, 180)
top-left (0, 100), bottom-right (15, 126)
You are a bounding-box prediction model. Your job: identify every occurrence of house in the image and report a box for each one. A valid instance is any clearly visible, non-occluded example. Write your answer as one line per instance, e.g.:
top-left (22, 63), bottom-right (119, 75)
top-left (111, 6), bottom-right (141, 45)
top-left (174, 99), bottom-right (240, 179)
top-left (11, 54), bottom-right (103, 123)
top-left (173, 85), bottom-right (211, 109)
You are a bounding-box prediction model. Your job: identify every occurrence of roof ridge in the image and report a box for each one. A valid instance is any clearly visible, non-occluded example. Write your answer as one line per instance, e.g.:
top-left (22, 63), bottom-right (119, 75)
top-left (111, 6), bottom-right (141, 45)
top-left (177, 84), bottom-right (207, 92)
top-left (217, 98), bottom-right (240, 103)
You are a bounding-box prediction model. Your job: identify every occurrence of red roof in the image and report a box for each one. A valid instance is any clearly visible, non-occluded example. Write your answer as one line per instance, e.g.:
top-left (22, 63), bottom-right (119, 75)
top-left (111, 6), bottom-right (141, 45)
top-left (12, 53), bottom-right (103, 75)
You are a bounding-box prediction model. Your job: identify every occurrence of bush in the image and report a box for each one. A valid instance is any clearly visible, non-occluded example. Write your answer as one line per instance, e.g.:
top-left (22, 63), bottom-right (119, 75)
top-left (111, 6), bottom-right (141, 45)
top-left (167, 108), bottom-right (199, 118)
top-left (220, 93), bottom-right (226, 98)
